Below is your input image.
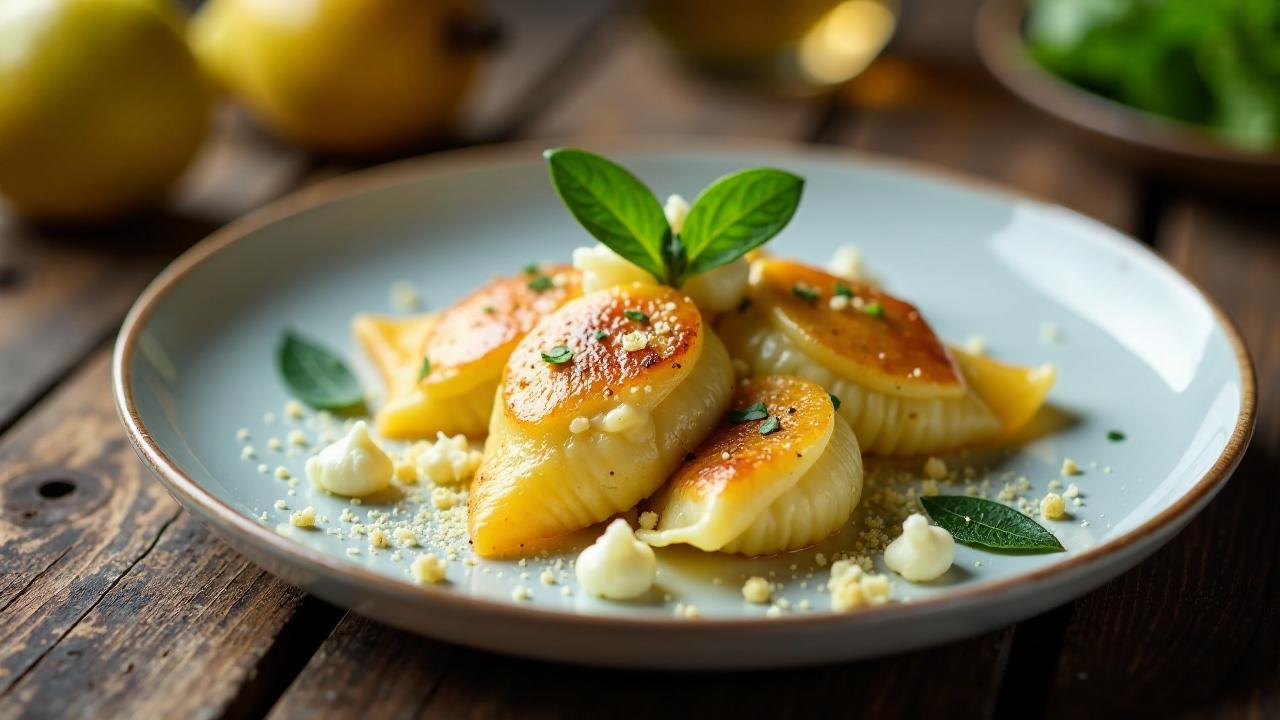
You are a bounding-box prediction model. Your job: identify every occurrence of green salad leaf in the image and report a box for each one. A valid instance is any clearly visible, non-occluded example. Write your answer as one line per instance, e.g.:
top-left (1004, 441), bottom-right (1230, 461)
top-left (278, 331), bottom-right (365, 411)
top-left (1026, 0), bottom-right (1280, 150)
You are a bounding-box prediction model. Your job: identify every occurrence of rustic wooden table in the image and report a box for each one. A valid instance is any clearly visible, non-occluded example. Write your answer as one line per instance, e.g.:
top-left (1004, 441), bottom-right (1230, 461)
top-left (2, 2), bottom-right (1276, 717)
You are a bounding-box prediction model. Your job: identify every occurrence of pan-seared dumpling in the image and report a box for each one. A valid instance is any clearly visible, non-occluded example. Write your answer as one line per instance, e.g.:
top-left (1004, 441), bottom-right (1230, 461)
top-left (638, 375), bottom-right (862, 556)
top-left (718, 259), bottom-right (1055, 455)
top-left (353, 266), bottom-right (581, 439)
top-left (469, 284), bottom-right (733, 557)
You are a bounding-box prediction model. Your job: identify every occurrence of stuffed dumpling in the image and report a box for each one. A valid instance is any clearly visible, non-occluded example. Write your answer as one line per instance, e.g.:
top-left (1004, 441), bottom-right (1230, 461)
top-left (718, 259), bottom-right (1054, 455)
top-left (354, 266), bottom-right (581, 439)
top-left (638, 375), bottom-right (863, 555)
top-left (469, 284), bottom-right (733, 557)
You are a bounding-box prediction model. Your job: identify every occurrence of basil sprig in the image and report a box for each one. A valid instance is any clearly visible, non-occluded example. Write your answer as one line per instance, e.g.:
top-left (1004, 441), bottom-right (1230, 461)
top-left (278, 331), bottom-right (365, 411)
top-left (545, 148), bottom-right (803, 288)
top-left (921, 496), bottom-right (1065, 553)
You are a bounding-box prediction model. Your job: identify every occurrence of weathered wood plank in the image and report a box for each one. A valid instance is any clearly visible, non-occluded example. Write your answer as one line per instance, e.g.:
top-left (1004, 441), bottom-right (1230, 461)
top-left (832, 57), bottom-right (1138, 230)
top-left (272, 616), bottom-right (1009, 720)
top-left (0, 351), bottom-right (332, 720)
top-left (1042, 197), bottom-right (1280, 718)
top-left (525, 12), bottom-right (823, 139)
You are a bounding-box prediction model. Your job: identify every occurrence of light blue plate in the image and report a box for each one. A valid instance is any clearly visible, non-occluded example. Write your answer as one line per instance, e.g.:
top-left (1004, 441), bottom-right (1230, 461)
top-left (114, 139), bottom-right (1254, 668)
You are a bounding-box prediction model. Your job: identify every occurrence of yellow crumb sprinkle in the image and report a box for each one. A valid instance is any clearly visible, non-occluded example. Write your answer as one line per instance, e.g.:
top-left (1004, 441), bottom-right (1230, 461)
top-left (411, 554), bottom-right (448, 584)
top-left (923, 457), bottom-right (948, 480)
top-left (638, 510), bottom-right (659, 531)
top-left (742, 576), bottom-right (772, 604)
top-left (1061, 458), bottom-right (1081, 476)
top-left (289, 506), bottom-right (316, 528)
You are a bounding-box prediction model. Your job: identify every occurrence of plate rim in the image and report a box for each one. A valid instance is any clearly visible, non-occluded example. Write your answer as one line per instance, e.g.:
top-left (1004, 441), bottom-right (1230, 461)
top-left (112, 136), bottom-right (1257, 630)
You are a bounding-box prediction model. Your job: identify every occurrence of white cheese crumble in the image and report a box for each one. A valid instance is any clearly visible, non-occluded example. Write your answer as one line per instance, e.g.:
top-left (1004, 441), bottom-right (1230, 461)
top-left (511, 585), bottom-right (532, 602)
top-left (411, 554), bottom-right (448, 584)
top-left (620, 330), bottom-right (650, 352)
top-left (1061, 458), bottom-right (1082, 476)
top-left (285, 400), bottom-right (306, 419)
top-left (828, 560), bottom-right (891, 611)
top-left (287, 429), bottom-right (307, 446)
top-left (884, 513), bottom-right (955, 582)
top-left (274, 466), bottom-right (291, 480)
top-left (304, 421), bottom-right (392, 497)
top-left (683, 257), bottom-right (749, 314)
top-left (414, 432), bottom-right (482, 486)
top-left (572, 243), bottom-right (655, 293)
top-left (828, 294), bottom-right (850, 311)
top-left (827, 244), bottom-right (880, 285)
top-left (1040, 493), bottom-right (1067, 520)
top-left (664, 193), bottom-right (690, 233)
top-left (575, 519), bottom-right (656, 600)
top-left (569, 416), bottom-right (590, 434)
top-left (962, 334), bottom-right (987, 355)
top-left (742, 576), bottom-right (772, 604)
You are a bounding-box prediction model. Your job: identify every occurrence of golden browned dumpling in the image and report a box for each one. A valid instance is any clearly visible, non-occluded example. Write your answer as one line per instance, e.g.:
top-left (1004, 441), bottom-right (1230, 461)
top-left (469, 284), bottom-right (733, 557)
top-left (718, 259), bottom-right (1054, 455)
top-left (353, 266), bottom-right (580, 439)
top-left (638, 375), bottom-right (862, 555)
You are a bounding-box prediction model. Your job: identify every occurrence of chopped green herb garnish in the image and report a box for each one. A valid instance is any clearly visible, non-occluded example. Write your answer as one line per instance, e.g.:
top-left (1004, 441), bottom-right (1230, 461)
top-left (418, 357), bottom-right (431, 380)
top-left (834, 282), bottom-right (854, 298)
top-left (592, 329), bottom-right (610, 341)
top-left (864, 301), bottom-right (884, 317)
top-left (737, 297), bottom-right (753, 313)
top-left (522, 263), bottom-right (538, 274)
top-left (623, 309), bottom-right (650, 323)
top-left (482, 305), bottom-right (496, 314)
top-left (1107, 430), bottom-right (1126, 442)
top-left (759, 415), bottom-right (782, 435)
top-left (729, 402), bottom-right (769, 423)
top-left (527, 274), bottom-right (554, 292)
top-left (541, 345), bottom-right (574, 364)
top-left (791, 284), bottom-right (819, 301)
top-left (829, 393), bottom-right (841, 410)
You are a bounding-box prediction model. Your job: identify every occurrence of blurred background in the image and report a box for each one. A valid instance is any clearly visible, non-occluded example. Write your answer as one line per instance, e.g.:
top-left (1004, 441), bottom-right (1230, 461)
top-left (1, 3), bottom-right (1278, 716)
top-left (1, 0), bottom-right (1275, 229)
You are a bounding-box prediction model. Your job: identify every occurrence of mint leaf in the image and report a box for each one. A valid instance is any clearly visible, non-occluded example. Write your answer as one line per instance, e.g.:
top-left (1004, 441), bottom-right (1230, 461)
top-left (541, 345), bottom-right (574, 364)
top-left (759, 415), bottom-right (781, 435)
top-left (278, 331), bottom-right (364, 411)
top-left (544, 148), bottom-right (668, 282)
top-left (681, 168), bottom-right (804, 276)
top-left (729, 402), bottom-right (768, 423)
top-left (921, 496), bottom-right (1065, 552)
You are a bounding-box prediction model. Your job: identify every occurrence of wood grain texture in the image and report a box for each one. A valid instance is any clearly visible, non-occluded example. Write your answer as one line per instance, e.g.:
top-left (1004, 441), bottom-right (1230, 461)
top-left (0, 352), bottom-right (334, 720)
top-left (273, 614), bottom-right (1010, 720)
top-left (525, 12), bottom-right (823, 139)
top-left (1042, 197), bottom-right (1280, 719)
top-left (832, 57), bottom-right (1138, 231)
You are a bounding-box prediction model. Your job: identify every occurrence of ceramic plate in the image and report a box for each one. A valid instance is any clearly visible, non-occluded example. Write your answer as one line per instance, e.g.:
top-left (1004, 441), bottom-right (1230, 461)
top-left (114, 139), bottom-right (1254, 669)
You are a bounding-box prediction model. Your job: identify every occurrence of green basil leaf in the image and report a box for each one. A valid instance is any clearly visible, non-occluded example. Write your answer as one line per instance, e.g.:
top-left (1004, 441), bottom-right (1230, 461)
top-left (729, 402), bottom-right (769, 423)
top-left (544, 148), bottom-right (668, 282)
top-left (681, 168), bottom-right (804, 275)
top-left (920, 496), bottom-right (1065, 552)
top-left (278, 331), bottom-right (364, 411)
top-left (541, 345), bottom-right (574, 364)
top-left (759, 415), bottom-right (782, 435)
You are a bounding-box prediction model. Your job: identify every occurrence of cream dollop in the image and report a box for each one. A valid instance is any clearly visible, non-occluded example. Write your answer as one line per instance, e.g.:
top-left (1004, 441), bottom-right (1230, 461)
top-left (304, 421), bottom-right (392, 497)
top-left (575, 519), bottom-right (656, 600)
top-left (884, 513), bottom-right (955, 582)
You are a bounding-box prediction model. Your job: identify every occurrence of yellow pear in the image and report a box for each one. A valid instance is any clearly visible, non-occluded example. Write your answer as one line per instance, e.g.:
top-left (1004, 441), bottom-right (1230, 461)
top-left (0, 0), bottom-right (212, 223)
top-left (191, 0), bottom-right (486, 157)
